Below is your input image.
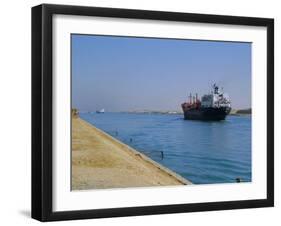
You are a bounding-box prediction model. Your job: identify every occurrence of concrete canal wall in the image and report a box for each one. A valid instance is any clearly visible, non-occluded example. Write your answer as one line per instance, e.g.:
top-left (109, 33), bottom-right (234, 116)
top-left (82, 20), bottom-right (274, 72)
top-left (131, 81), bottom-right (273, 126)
top-left (72, 117), bottom-right (191, 190)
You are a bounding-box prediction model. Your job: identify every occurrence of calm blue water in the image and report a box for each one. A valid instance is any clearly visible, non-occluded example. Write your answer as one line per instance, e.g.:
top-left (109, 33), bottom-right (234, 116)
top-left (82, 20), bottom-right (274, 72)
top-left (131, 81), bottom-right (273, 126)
top-left (80, 112), bottom-right (251, 184)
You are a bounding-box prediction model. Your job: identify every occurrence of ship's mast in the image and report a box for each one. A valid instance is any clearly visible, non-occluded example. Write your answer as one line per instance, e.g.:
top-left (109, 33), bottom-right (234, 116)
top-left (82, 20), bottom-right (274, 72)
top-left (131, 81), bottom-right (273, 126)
top-left (213, 83), bottom-right (219, 94)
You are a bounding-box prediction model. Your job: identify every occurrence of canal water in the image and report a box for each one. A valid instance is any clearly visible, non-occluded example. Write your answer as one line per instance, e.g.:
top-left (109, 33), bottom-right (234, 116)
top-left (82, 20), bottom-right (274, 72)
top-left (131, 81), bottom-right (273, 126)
top-left (80, 112), bottom-right (251, 184)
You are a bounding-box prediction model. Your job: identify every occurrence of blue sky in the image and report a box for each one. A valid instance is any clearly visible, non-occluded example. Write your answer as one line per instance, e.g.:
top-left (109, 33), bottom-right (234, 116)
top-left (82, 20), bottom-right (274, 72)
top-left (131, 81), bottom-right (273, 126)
top-left (72, 34), bottom-right (251, 111)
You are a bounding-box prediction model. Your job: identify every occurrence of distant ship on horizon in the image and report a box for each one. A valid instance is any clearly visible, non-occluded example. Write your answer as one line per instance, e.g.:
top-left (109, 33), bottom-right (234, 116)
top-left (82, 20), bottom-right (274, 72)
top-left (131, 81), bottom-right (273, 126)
top-left (181, 84), bottom-right (231, 121)
top-left (96, 108), bottom-right (105, 113)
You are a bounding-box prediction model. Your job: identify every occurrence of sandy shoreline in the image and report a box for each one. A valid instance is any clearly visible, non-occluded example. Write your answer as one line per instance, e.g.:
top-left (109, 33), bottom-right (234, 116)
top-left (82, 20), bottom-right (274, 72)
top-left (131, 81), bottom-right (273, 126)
top-left (72, 117), bottom-right (191, 190)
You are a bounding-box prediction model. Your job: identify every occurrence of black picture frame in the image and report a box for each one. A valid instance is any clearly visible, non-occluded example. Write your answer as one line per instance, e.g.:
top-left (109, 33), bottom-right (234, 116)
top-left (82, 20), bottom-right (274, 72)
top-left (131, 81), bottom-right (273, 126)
top-left (32, 4), bottom-right (274, 222)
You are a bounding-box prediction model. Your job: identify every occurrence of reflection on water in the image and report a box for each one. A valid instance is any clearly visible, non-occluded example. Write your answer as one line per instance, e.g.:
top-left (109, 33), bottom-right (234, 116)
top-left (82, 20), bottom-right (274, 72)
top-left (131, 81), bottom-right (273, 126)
top-left (80, 112), bottom-right (251, 184)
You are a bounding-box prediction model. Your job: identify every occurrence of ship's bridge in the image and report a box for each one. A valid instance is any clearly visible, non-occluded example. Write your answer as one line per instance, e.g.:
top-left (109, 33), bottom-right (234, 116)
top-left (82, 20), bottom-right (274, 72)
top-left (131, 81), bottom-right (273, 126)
top-left (201, 85), bottom-right (231, 108)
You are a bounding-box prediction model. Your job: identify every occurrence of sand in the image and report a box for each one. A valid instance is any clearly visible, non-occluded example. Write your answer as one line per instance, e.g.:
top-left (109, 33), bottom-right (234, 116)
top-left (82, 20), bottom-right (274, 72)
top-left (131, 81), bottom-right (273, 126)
top-left (72, 117), bottom-right (191, 190)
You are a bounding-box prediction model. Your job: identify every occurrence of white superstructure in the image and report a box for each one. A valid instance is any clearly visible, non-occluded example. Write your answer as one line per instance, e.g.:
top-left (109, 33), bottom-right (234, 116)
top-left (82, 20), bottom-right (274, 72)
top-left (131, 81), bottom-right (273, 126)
top-left (201, 84), bottom-right (231, 108)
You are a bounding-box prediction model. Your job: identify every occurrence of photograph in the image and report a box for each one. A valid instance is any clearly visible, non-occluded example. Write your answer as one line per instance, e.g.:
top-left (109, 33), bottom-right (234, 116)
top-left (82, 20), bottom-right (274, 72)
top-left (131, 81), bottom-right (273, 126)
top-left (71, 34), bottom-right (252, 190)
top-left (31, 3), bottom-right (274, 221)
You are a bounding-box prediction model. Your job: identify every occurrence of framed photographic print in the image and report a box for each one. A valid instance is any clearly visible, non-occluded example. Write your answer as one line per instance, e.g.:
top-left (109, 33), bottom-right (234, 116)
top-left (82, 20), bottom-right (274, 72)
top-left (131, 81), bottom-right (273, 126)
top-left (32, 4), bottom-right (274, 221)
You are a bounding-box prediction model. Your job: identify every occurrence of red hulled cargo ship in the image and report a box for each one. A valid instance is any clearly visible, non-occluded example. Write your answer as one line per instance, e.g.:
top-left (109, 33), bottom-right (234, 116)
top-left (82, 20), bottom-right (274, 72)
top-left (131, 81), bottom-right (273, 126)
top-left (181, 84), bottom-right (231, 121)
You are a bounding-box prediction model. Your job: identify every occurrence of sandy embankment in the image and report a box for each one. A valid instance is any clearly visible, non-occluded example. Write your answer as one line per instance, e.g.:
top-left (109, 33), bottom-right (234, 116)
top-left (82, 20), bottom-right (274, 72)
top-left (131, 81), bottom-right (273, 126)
top-left (72, 117), bottom-right (191, 190)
